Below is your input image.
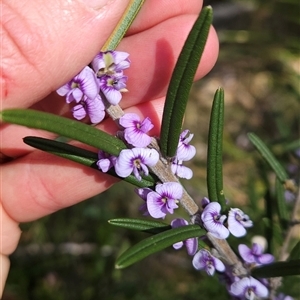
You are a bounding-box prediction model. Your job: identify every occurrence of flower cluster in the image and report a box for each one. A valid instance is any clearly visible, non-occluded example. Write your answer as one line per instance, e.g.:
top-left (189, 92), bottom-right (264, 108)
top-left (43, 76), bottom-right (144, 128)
top-left (57, 51), bottom-right (130, 123)
top-left (56, 50), bottom-right (293, 300)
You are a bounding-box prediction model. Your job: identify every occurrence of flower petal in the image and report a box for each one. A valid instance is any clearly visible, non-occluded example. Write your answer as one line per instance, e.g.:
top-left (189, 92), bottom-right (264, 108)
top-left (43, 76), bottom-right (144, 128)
top-left (101, 86), bottom-right (122, 105)
top-left (185, 238), bottom-right (198, 256)
top-left (173, 241), bottom-right (184, 250)
top-left (147, 191), bottom-right (166, 219)
top-left (119, 113), bottom-right (140, 127)
top-left (86, 96), bottom-right (105, 124)
top-left (72, 104), bottom-right (86, 120)
top-left (238, 244), bottom-right (255, 263)
top-left (114, 149), bottom-right (134, 178)
top-left (155, 182), bottom-right (183, 200)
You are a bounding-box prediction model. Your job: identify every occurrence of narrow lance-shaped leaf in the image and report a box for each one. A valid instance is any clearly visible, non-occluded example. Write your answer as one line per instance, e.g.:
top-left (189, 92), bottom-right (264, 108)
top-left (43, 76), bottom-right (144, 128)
top-left (23, 136), bottom-right (156, 188)
top-left (248, 133), bottom-right (288, 183)
top-left (207, 88), bottom-right (226, 208)
top-left (116, 225), bottom-right (205, 269)
top-left (101, 0), bottom-right (145, 51)
top-left (160, 6), bottom-right (213, 158)
top-left (0, 109), bottom-right (126, 156)
top-left (24, 136), bottom-right (98, 166)
top-left (251, 260), bottom-right (300, 278)
top-left (108, 218), bottom-right (171, 234)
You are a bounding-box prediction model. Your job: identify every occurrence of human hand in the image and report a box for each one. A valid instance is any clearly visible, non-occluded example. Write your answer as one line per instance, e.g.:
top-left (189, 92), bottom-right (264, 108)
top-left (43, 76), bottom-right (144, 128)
top-left (0, 0), bottom-right (218, 296)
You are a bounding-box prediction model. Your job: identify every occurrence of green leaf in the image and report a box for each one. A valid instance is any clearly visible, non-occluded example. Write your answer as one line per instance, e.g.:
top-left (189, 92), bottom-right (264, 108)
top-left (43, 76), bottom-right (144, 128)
top-left (23, 136), bottom-right (156, 188)
top-left (160, 6), bottom-right (213, 158)
top-left (24, 136), bottom-right (98, 166)
top-left (108, 218), bottom-right (171, 234)
top-left (251, 260), bottom-right (300, 277)
top-left (289, 241), bottom-right (300, 261)
top-left (1, 109), bottom-right (127, 156)
top-left (115, 225), bottom-right (205, 269)
top-left (206, 88), bottom-right (226, 208)
top-left (275, 177), bottom-right (289, 229)
top-left (102, 0), bottom-right (145, 51)
top-left (248, 133), bottom-right (288, 182)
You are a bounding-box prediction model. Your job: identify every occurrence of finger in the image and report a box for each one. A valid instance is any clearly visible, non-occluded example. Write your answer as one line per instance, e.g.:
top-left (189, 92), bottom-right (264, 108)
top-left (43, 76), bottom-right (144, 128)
top-left (1, 0), bottom-right (203, 109)
top-left (0, 203), bottom-right (21, 256)
top-left (1, 0), bottom-right (130, 108)
top-left (33, 16), bottom-right (219, 114)
top-left (0, 204), bottom-right (21, 297)
top-left (0, 254), bottom-right (10, 298)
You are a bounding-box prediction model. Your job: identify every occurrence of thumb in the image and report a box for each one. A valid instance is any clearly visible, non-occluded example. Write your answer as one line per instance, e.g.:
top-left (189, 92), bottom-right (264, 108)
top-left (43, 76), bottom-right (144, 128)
top-left (1, 0), bottom-right (131, 109)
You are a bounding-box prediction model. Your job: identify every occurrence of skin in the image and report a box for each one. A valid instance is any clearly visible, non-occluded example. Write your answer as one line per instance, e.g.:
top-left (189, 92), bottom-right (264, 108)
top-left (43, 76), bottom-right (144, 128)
top-left (0, 0), bottom-right (219, 296)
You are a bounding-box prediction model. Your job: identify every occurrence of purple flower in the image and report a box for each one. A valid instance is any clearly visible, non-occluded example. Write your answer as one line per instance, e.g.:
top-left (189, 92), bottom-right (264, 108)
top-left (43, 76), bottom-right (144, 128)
top-left (114, 148), bottom-right (159, 181)
top-left (228, 208), bottom-right (253, 237)
top-left (72, 95), bottom-right (105, 124)
top-left (92, 51), bottom-right (130, 76)
top-left (192, 249), bottom-right (225, 276)
top-left (146, 182), bottom-right (182, 219)
top-left (57, 66), bottom-right (99, 103)
top-left (99, 75), bottom-right (128, 105)
top-left (175, 130), bottom-right (196, 161)
top-left (96, 150), bottom-right (117, 173)
top-left (135, 187), bottom-right (152, 216)
top-left (238, 243), bottom-right (274, 265)
top-left (119, 113), bottom-right (154, 147)
top-left (201, 202), bottom-right (229, 239)
top-left (171, 218), bottom-right (198, 255)
top-left (171, 158), bottom-right (193, 179)
top-left (230, 276), bottom-right (269, 299)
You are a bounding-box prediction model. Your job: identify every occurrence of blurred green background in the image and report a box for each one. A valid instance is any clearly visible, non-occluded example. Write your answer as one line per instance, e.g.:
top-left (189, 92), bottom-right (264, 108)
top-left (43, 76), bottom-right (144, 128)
top-left (4, 0), bottom-right (299, 299)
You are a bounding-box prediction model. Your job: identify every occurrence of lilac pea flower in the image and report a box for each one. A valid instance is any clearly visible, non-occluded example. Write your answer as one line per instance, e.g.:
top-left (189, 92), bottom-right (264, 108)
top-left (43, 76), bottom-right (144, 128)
top-left (115, 148), bottom-right (159, 181)
top-left (99, 75), bottom-right (128, 105)
top-left (92, 51), bottom-right (130, 76)
top-left (228, 208), bottom-right (253, 237)
top-left (192, 249), bottom-right (225, 276)
top-left (238, 243), bottom-right (274, 265)
top-left (96, 150), bottom-right (117, 173)
top-left (171, 218), bottom-right (198, 256)
top-left (135, 187), bottom-right (152, 216)
top-left (146, 182), bottom-right (182, 219)
top-left (57, 66), bottom-right (99, 103)
top-left (230, 276), bottom-right (269, 300)
top-left (119, 113), bottom-right (154, 147)
top-left (171, 158), bottom-right (193, 179)
top-left (201, 202), bottom-right (229, 239)
top-left (72, 95), bottom-right (105, 124)
top-left (176, 130), bottom-right (196, 161)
